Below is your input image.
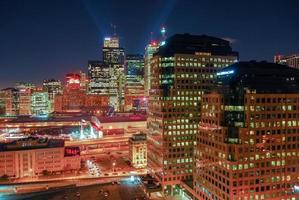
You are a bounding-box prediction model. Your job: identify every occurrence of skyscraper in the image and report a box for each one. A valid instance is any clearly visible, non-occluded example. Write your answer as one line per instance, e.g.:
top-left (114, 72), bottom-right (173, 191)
top-left (102, 36), bottom-right (125, 111)
top-left (31, 91), bottom-right (50, 116)
top-left (194, 61), bottom-right (299, 200)
top-left (43, 79), bottom-right (62, 112)
top-left (147, 34), bottom-right (238, 195)
top-left (144, 40), bottom-right (159, 96)
top-left (124, 54), bottom-right (145, 112)
top-left (54, 72), bottom-right (108, 113)
top-left (88, 61), bottom-right (115, 94)
top-left (0, 88), bottom-right (19, 116)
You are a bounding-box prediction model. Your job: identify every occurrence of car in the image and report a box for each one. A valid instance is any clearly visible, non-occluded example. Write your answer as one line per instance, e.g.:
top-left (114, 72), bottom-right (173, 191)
top-left (104, 191), bottom-right (109, 197)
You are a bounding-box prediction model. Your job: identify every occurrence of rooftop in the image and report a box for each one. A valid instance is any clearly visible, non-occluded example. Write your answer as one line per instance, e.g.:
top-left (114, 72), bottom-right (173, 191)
top-left (156, 33), bottom-right (239, 57)
top-left (216, 61), bottom-right (299, 93)
top-left (0, 137), bottom-right (64, 151)
top-left (1, 114), bottom-right (147, 124)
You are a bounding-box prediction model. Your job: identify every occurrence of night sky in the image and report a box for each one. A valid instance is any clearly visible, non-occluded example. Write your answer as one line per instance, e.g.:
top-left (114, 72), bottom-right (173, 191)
top-left (0, 0), bottom-right (298, 87)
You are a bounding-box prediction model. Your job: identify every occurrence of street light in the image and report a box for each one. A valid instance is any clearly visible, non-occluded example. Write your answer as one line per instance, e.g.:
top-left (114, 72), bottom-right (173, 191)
top-left (130, 175), bottom-right (135, 182)
top-left (112, 161), bottom-right (116, 172)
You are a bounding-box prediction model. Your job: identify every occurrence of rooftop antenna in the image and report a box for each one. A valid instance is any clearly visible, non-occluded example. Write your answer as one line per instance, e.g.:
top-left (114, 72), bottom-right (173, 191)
top-left (150, 31), bottom-right (153, 42)
top-left (161, 26), bottom-right (167, 40)
top-left (159, 26), bottom-right (167, 46)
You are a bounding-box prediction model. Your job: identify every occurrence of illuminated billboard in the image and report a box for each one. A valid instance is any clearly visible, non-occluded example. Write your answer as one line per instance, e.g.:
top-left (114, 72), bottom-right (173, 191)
top-left (64, 146), bottom-right (80, 157)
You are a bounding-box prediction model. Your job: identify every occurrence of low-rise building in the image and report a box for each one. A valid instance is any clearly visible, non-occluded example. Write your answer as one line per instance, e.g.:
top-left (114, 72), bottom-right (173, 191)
top-left (129, 133), bottom-right (147, 169)
top-left (0, 137), bottom-right (81, 178)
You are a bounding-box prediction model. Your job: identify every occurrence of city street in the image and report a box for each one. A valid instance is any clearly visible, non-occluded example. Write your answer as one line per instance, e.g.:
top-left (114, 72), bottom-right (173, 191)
top-left (4, 177), bottom-right (147, 200)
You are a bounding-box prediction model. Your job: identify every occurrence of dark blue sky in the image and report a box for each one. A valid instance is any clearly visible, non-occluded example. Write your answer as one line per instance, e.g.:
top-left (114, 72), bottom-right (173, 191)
top-left (0, 0), bottom-right (298, 87)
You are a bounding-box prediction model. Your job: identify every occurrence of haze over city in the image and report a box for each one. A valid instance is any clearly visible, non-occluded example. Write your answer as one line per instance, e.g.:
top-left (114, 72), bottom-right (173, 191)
top-left (0, 0), bottom-right (299, 87)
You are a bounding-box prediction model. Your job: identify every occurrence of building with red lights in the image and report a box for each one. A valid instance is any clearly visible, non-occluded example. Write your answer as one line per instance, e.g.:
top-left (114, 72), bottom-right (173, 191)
top-left (54, 91), bottom-right (108, 113)
top-left (194, 61), bottom-right (299, 200)
top-left (54, 73), bottom-right (109, 113)
top-left (65, 73), bottom-right (82, 91)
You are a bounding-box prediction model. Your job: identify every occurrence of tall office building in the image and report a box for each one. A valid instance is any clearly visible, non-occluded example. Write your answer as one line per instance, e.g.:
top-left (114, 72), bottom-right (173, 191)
top-left (194, 61), bottom-right (299, 200)
top-left (54, 73), bottom-right (85, 112)
top-left (0, 88), bottom-right (19, 116)
top-left (79, 71), bottom-right (89, 92)
top-left (54, 73), bottom-right (108, 113)
top-left (43, 79), bottom-right (62, 112)
top-left (31, 91), bottom-right (50, 116)
top-left (15, 82), bottom-right (36, 90)
top-left (274, 54), bottom-right (299, 69)
top-left (18, 88), bottom-right (31, 115)
top-left (43, 79), bottom-right (62, 100)
top-left (124, 54), bottom-right (145, 111)
top-left (144, 27), bottom-right (167, 97)
top-left (88, 61), bottom-right (117, 96)
top-left (147, 34), bottom-right (238, 195)
top-left (102, 36), bottom-right (125, 111)
top-left (144, 40), bottom-right (159, 96)
top-left (15, 82), bottom-right (35, 115)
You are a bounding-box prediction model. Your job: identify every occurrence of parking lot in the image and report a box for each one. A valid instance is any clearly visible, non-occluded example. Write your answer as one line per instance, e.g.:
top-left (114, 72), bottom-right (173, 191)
top-left (87, 151), bottom-right (136, 177)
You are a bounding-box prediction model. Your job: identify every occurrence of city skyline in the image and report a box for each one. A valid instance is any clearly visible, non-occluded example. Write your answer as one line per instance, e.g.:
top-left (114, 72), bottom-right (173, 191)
top-left (1, 0), bottom-right (299, 87)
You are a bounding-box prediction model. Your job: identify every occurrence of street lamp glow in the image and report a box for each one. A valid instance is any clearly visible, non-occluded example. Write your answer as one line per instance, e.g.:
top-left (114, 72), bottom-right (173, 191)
top-left (130, 175), bottom-right (135, 182)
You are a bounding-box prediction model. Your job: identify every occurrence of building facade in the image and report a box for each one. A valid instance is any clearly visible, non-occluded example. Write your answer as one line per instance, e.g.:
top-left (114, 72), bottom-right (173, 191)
top-left (0, 137), bottom-right (81, 178)
top-left (31, 91), bottom-right (50, 116)
top-left (274, 54), bottom-right (299, 69)
top-left (144, 41), bottom-right (159, 96)
top-left (0, 88), bottom-right (19, 116)
top-left (102, 36), bottom-right (125, 111)
top-left (15, 83), bottom-right (35, 116)
top-left (129, 133), bottom-right (147, 169)
top-left (125, 54), bottom-right (146, 112)
top-left (194, 62), bottom-right (299, 200)
top-left (88, 61), bottom-right (111, 95)
top-left (147, 34), bottom-right (238, 195)
top-left (18, 88), bottom-right (31, 115)
top-left (43, 79), bottom-right (62, 112)
top-left (54, 73), bottom-right (109, 113)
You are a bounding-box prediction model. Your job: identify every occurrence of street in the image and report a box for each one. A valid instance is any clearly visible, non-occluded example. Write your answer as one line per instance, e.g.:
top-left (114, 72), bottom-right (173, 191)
top-left (3, 177), bottom-right (147, 200)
